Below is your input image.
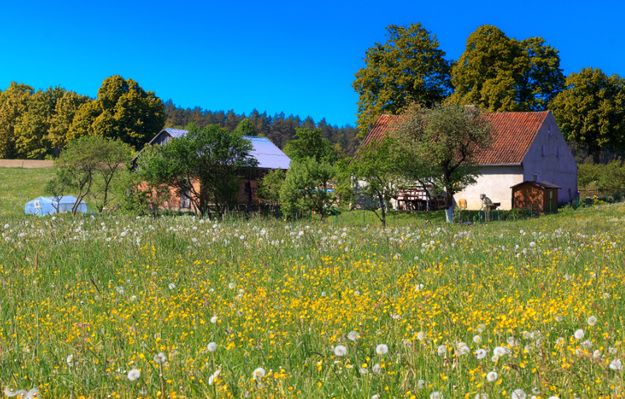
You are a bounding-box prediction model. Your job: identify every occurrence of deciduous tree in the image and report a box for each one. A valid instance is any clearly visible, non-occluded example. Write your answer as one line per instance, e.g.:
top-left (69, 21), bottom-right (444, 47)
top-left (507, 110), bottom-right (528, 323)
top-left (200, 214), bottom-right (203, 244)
top-left (48, 91), bottom-right (89, 156)
top-left (279, 158), bottom-right (336, 219)
top-left (449, 25), bottom-right (564, 111)
top-left (69, 75), bottom-right (166, 149)
top-left (0, 82), bottom-right (33, 158)
top-left (49, 136), bottom-right (132, 214)
top-left (14, 87), bottom-right (65, 159)
top-left (349, 136), bottom-right (408, 227)
top-left (140, 125), bottom-right (257, 218)
top-left (396, 105), bottom-right (491, 222)
top-left (550, 68), bottom-right (625, 161)
top-left (233, 118), bottom-right (258, 136)
top-left (284, 127), bottom-right (336, 162)
top-left (353, 23), bottom-right (451, 134)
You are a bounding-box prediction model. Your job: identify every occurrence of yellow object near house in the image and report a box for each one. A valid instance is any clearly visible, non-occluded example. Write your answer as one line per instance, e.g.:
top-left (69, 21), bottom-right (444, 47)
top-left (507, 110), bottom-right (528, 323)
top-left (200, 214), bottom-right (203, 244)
top-left (458, 199), bottom-right (467, 209)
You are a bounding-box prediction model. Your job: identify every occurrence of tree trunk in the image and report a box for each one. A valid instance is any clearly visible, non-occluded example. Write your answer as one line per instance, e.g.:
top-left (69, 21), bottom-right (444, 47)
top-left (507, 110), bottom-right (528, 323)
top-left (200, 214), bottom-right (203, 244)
top-left (444, 185), bottom-right (454, 224)
top-left (378, 193), bottom-right (386, 228)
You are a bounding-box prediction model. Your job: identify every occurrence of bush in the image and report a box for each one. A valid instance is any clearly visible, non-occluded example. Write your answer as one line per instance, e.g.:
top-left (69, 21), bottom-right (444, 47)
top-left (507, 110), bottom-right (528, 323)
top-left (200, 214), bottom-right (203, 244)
top-left (579, 161), bottom-right (625, 200)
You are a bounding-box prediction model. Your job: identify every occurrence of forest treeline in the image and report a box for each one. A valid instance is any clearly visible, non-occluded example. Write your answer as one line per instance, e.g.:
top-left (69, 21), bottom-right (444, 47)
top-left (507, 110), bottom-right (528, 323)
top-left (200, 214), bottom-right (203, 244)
top-left (0, 76), bottom-right (359, 160)
top-left (163, 101), bottom-right (359, 154)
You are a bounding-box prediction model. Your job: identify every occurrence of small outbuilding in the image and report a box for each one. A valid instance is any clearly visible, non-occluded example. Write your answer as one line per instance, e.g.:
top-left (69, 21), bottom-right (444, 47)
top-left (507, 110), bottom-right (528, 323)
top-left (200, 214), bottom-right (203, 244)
top-left (24, 196), bottom-right (87, 216)
top-left (511, 181), bottom-right (559, 214)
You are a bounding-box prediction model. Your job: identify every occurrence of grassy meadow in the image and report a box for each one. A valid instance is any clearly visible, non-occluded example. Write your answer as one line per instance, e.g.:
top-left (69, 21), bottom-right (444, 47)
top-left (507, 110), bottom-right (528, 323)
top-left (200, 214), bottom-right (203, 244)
top-left (0, 168), bottom-right (56, 217)
top-left (0, 196), bottom-right (625, 398)
top-left (0, 166), bottom-right (623, 398)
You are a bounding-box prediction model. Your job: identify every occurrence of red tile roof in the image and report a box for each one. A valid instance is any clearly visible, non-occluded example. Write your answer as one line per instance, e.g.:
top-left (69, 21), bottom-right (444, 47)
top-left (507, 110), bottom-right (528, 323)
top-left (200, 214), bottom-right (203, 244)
top-left (361, 111), bottom-right (549, 165)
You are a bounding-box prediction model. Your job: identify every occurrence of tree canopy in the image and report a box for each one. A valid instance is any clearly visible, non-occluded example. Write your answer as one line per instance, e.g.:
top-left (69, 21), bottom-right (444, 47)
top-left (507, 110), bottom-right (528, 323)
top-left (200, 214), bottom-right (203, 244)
top-left (448, 25), bottom-right (564, 112)
top-left (349, 136), bottom-right (407, 226)
top-left (48, 136), bottom-right (132, 214)
top-left (0, 82), bottom-right (33, 158)
top-left (279, 157), bottom-right (336, 219)
top-left (353, 23), bottom-right (451, 134)
top-left (283, 127), bottom-right (337, 163)
top-left (137, 125), bottom-right (257, 218)
top-left (395, 104), bottom-right (492, 221)
top-left (550, 67), bottom-right (625, 161)
top-left (69, 75), bottom-right (166, 149)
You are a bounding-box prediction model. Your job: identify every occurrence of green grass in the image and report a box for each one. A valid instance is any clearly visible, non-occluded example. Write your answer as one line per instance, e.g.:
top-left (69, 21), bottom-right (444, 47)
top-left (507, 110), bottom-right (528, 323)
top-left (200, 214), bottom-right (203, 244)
top-left (0, 168), bottom-right (55, 217)
top-left (1, 204), bottom-right (625, 398)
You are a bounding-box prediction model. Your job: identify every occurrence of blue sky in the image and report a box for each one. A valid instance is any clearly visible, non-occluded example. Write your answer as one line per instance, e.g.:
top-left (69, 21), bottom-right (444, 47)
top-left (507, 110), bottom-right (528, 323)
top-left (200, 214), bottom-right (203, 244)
top-left (1, 1), bottom-right (623, 126)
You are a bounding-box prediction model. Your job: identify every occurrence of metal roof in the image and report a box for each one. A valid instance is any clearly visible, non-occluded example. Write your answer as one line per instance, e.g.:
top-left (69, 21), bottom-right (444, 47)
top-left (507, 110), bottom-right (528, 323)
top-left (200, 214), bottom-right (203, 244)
top-left (157, 129), bottom-right (291, 170)
top-left (246, 136), bottom-right (291, 169)
top-left (162, 128), bottom-right (189, 139)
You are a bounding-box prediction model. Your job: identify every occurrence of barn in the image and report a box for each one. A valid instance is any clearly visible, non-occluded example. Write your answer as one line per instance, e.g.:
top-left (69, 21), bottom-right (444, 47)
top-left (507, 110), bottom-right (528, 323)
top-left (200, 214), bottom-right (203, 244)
top-left (142, 128), bottom-right (290, 211)
top-left (361, 111), bottom-right (578, 211)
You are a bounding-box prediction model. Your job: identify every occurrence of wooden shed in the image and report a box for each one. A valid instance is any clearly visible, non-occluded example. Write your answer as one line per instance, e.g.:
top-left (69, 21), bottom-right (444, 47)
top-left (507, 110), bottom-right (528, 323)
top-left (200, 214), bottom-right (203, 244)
top-left (511, 181), bottom-right (560, 214)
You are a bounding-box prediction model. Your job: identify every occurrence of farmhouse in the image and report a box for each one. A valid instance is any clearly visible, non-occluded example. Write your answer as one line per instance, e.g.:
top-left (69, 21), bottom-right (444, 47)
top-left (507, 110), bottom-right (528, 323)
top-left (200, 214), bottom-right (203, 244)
top-left (362, 111), bottom-right (578, 211)
top-left (143, 128), bottom-right (290, 210)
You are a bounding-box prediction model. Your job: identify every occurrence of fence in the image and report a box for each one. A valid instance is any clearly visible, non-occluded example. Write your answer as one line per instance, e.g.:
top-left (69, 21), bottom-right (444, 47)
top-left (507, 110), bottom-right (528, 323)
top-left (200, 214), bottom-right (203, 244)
top-left (0, 159), bottom-right (54, 168)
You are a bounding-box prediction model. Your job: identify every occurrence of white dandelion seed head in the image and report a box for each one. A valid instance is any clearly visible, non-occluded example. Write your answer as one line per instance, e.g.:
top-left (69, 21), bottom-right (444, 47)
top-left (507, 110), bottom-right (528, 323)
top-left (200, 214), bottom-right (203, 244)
top-left (475, 394), bottom-right (489, 399)
top-left (372, 363), bottom-right (382, 374)
top-left (473, 335), bottom-right (482, 344)
top-left (376, 344), bottom-right (389, 356)
top-left (574, 329), bottom-right (585, 340)
top-left (347, 331), bottom-right (360, 341)
top-left (333, 345), bottom-right (347, 357)
top-left (210, 315), bottom-right (218, 324)
top-left (587, 315), bottom-right (598, 326)
top-left (252, 367), bottom-right (266, 380)
top-left (430, 391), bottom-right (443, 399)
top-left (493, 346), bottom-right (509, 357)
top-left (511, 389), bottom-right (526, 399)
top-left (475, 348), bottom-right (487, 360)
top-left (437, 345), bottom-right (447, 356)
top-left (168, 283), bottom-right (176, 290)
top-left (154, 352), bottom-right (167, 364)
top-left (486, 371), bottom-right (498, 382)
top-left (610, 359), bottom-right (623, 371)
top-left (456, 342), bottom-right (470, 356)
top-left (207, 342), bottom-right (217, 352)
top-left (127, 368), bottom-right (141, 381)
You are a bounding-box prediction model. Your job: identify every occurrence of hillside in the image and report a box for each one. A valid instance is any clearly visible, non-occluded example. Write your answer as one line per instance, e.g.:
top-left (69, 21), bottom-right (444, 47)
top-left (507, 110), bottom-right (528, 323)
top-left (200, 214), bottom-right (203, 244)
top-left (0, 167), bottom-right (55, 217)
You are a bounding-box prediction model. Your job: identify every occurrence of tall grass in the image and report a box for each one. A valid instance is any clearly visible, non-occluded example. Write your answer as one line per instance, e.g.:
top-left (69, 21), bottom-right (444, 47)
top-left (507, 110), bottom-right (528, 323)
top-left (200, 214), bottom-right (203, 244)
top-left (0, 205), bottom-right (624, 398)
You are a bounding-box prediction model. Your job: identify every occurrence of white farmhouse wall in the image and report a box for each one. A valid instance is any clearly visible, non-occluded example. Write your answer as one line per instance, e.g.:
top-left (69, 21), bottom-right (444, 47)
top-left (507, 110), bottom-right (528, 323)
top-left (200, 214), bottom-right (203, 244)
top-left (521, 113), bottom-right (578, 203)
top-left (454, 166), bottom-right (524, 210)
